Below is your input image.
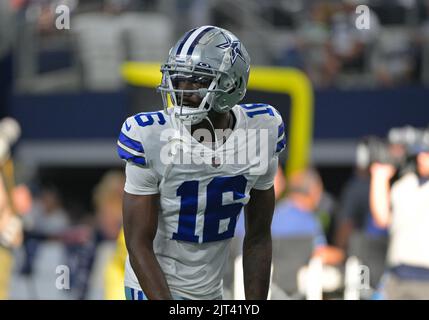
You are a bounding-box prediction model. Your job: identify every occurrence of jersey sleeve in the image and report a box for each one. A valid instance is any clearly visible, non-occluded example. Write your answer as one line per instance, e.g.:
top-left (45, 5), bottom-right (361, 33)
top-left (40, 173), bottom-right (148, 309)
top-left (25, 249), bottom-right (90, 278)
top-left (253, 155), bottom-right (279, 190)
top-left (117, 116), bottom-right (148, 167)
top-left (273, 108), bottom-right (286, 156)
top-left (118, 113), bottom-right (167, 195)
top-left (124, 162), bottom-right (159, 195)
top-left (240, 103), bottom-right (286, 157)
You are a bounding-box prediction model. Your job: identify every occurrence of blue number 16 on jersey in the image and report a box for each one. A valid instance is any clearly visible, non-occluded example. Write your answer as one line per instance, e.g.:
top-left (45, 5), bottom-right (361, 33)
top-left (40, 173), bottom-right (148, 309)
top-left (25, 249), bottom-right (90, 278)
top-left (173, 175), bottom-right (247, 243)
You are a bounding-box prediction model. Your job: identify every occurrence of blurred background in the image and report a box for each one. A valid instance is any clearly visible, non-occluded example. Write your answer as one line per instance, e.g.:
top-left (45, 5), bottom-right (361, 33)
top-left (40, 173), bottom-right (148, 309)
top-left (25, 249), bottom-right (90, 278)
top-left (1, 0), bottom-right (429, 300)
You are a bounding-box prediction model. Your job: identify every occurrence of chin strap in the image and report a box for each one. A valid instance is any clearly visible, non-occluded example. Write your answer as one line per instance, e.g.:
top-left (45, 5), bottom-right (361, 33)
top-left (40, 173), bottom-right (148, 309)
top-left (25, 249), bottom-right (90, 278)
top-left (204, 110), bottom-right (234, 151)
top-left (204, 115), bottom-right (220, 151)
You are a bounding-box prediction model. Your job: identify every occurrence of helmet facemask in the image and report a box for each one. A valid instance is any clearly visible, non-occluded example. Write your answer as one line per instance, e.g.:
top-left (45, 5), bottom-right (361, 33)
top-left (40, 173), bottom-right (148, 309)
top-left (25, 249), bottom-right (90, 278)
top-left (159, 63), bottom-right (217, 125)
top-left (158, 57), bottom-right (241, 125)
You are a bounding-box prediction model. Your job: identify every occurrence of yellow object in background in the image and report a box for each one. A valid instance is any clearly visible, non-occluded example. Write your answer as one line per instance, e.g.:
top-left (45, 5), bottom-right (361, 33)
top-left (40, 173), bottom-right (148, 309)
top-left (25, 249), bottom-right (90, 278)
top-left (0, 247), bottom-right (13, 300)
top-left (104, 228), bottom-right (127, 300)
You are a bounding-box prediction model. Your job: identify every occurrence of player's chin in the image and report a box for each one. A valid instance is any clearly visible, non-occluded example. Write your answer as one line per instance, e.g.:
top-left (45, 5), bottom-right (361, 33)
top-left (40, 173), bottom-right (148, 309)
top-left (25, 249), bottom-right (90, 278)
top-left (182, 99), bottom-right (202, 109)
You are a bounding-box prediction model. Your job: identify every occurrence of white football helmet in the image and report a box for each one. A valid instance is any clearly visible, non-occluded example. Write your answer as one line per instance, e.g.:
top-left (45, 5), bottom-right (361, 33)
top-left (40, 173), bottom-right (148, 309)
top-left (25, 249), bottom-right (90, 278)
top-left (158, 25), bottom-right (251, 125)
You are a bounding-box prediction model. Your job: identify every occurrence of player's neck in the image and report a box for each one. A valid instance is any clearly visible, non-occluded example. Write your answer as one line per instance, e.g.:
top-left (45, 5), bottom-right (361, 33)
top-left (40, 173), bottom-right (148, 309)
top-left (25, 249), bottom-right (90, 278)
top-left (189, 110), bottom-right (234, 147)
top-left (191, 110), bottom-right (233, 133)
top-left (208, 110), bottom-right (232, 131)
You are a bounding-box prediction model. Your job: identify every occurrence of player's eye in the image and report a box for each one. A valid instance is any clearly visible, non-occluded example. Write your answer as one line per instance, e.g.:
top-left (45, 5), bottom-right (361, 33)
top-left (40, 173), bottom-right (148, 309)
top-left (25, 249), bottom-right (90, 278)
top-left (193, 76), bottom-right (212, 87)
top-left (170, 73), bottom-right (190, 89)
top-left (170, 74), bottom-right (212, 89)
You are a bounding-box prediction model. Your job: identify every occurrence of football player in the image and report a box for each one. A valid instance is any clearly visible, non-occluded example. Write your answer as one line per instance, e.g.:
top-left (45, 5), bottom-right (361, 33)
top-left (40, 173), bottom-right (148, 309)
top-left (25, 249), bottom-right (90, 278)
top-left (118, 26), bottom-right (286, 300)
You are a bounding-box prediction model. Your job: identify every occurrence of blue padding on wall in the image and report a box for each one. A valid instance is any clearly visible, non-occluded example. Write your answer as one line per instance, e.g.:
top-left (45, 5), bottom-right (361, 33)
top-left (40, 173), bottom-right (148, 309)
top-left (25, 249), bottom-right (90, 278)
top-left (313, 86), bottom-right (429, 138)
top-left (11, 92), bottom-right (128, 140)
top-left (9, 87), bottom-right (429, 141)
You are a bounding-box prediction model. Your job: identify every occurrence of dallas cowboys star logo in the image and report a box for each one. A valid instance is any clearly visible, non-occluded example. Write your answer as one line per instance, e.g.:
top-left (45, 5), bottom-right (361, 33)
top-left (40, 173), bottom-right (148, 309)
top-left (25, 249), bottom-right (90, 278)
top-left (216, 33), bottom-right (245, 65)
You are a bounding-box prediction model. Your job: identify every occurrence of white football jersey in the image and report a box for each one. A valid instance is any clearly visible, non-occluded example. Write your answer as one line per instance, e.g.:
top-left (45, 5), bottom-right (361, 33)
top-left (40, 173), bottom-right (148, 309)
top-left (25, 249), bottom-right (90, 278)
top-left (118, 103), bottom-right (286, 299)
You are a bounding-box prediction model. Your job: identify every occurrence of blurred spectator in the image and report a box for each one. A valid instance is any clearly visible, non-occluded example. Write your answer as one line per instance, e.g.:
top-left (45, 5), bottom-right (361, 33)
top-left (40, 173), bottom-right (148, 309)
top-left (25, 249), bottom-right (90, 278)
top-left (271, 168), bottom-right (344, 266)
top-left (275, 37), bottom-right (306, 71)
top-left (236, 168), bottom-right (343, 265)
top-left (104, 228), bottom-right (127, 300)
top-left (317, 190), bottom-right (337, 241)
top-left (65, 170), bottom-right (124, 299)
top-left (329, 0), bottom-right (380, 78)
top-left (23, 186), bottom-right (69, 236)
top-left (10, 0), bottom-right (429, 90)
top-left (335, 166), bottom-right (371, 252)
top-left (335, 138), bottom-right (389, 252)
top-left (63, 222), bottom-right (95, 300)
top-left (372, 27), bottom-right (418, 87)
top-left (0, 116), bottom-right (32, 299)
top-left (92, 170), bottom-right (124, 241)
top-left (94, 170), bottom-right (125, 298)
top-left (20, 185), bottom-right (70, 276)
top-left (296, 2), bottom-right (340, 87)
top-left (0, 168), bottom-right (32, 299)
top-left (333, 138), bottom-right (391, 291)
top-left (370, 146), bottom-right (429, 299)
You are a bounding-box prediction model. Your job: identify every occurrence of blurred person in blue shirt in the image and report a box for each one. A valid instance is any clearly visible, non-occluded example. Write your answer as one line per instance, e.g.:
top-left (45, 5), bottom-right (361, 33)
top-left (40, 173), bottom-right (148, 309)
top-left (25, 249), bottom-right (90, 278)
top-left (335, 137), bottom-right (389, 252)
top-left (237, 168), bottom-right (344, 265)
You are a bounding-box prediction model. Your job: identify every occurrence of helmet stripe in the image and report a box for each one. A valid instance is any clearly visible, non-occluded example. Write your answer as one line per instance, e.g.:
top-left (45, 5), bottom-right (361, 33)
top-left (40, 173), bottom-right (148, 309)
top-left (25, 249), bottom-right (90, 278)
top-left (175, 27), bottom-right (197, 56)
top-left (177, 26), bottom-right (214, 57)
top-left (186, 26), bottom-right (215, 56)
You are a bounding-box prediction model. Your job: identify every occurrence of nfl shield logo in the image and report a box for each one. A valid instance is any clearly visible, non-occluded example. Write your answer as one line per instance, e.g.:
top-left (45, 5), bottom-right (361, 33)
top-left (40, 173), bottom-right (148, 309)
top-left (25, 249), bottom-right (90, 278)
top-left (212, 156), bottom-right (221, 168)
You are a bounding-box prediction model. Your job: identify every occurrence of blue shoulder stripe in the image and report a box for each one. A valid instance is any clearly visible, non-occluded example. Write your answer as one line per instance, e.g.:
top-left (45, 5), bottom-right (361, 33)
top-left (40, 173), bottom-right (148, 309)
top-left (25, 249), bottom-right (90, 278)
top-left (276, 136), bottom-right (286, 153)
top-left (278, 122), bottom-right (285, 138)
top-left (118, 131), bottom-right (144, 153)
top-left (117, 146), bottom-right (146, 166)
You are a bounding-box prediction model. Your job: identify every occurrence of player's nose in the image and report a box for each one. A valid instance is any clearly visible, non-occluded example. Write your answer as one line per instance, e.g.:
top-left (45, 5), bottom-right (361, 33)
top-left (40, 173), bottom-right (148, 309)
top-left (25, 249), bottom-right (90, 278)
top-left (177, 81), bottom-right (200, 101)
top-left (177, 80), bottom-right (194, 91)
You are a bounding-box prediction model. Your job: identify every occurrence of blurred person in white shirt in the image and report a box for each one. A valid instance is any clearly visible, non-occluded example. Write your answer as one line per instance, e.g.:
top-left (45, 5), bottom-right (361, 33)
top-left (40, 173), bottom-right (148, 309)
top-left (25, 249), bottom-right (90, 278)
top-left (370, 144), bottom-right (429, 299)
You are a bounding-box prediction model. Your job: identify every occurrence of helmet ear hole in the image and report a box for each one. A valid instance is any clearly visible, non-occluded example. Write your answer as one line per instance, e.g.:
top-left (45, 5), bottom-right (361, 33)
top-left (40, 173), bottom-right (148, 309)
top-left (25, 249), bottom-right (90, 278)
top-left (223, 79), bottom-right (232, 88)
top-left (236, 78), bottom-right (242, 89)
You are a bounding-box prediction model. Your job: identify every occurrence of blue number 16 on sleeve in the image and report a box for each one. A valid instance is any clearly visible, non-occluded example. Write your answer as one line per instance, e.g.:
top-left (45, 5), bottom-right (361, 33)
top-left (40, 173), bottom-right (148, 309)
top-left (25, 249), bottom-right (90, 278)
top-left (173, 175), bottom-right (247, 243)
top-left (135, 111), bottom-right (166, 127)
